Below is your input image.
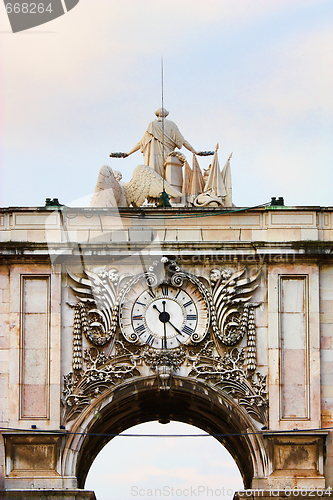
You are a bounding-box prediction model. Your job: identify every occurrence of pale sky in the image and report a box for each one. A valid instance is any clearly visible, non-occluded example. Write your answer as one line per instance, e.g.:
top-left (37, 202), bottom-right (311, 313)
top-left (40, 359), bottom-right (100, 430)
top-left (1, 1), bottom-right (332, 498)
top-left (85, 422), bottom-right (243, 500)
top-left (1, 0), bottom-right (332, 208)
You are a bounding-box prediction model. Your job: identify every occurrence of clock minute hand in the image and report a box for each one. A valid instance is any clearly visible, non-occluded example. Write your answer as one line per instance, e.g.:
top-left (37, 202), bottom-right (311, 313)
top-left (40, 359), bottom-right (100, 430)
top-left (163, 301), bottom-right (167, 349)
top-left (153, 304), bottom-right (184, 337)
top-left (166, 320), bottom-right (184, 336)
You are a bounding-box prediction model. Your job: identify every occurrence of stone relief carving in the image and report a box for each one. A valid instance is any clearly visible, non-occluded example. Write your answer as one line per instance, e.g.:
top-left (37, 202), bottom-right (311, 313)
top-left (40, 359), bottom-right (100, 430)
top-left (209, 267), bottom-right (261, 348)
top-left (188, 341), bottom-right (267, 424)
top-left (64, 261), bottom-right (267, 423)
top-left (142, 346), bottom-right (186, 371)
top-left (68, 268), bottom-right (120, 346)
top-left (63, 341), bottom-right (140, 421)
top-left (143, 346), bottom-right (187, 391)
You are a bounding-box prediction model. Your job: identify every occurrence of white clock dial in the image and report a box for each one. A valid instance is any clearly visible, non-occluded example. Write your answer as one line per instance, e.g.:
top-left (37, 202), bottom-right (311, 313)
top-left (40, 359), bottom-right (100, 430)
top-left (120, 282), bottom-right (209, 349)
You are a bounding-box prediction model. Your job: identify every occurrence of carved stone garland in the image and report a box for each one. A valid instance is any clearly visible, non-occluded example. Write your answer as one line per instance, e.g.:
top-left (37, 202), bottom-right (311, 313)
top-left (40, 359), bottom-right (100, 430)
top-left (142, 346), bottom-right (186, 371)
top-left (64, 263), bottom-right (267, 424)
top-left (72, 304), bottom-right (83, 371)
top-left (188, 341), bottom-right (267, 424)
top-left (63, 341), bottom-right (139, 421)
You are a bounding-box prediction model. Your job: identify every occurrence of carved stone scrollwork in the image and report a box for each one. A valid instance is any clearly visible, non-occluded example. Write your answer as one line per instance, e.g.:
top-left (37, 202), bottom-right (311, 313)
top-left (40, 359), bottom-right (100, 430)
top-left (143, 347), bottom-right (186, 391)
top-left (65, 262), bottom-right (267, 424)
top-left (188, 341), bottom-right (268, 424)
top-left (142, 346), bottom-right (186, 371)
top-left (62, 341), bottom-right (139, 421)
top-left (68, 269), bottom-right (120, 346)
top-left (209, 267), bottom-right (261, 347)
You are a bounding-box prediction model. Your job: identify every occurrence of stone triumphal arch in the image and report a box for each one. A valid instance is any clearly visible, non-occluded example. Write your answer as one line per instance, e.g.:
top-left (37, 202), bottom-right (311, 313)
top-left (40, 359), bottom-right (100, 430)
top-left (0, 119), bottom-right (333, 499)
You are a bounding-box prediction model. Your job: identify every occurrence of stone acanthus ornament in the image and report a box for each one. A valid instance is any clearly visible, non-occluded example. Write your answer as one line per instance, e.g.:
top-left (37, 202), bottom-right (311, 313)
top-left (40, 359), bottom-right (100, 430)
top-left (68, 268), bottom-right (120, 347)
top-left (90, 164), bottom-right (183, 208)
top-left (63, 341), bottom-right (140, 421)
top-left (208, 267), bottom-right (261, 348)
top-left (188, 341), bottom-right (268, 424)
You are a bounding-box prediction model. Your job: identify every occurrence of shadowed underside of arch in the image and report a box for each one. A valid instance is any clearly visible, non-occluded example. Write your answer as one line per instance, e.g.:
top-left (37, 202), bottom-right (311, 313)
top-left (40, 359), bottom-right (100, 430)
top-left (63, 376), bottom-right (268, 489)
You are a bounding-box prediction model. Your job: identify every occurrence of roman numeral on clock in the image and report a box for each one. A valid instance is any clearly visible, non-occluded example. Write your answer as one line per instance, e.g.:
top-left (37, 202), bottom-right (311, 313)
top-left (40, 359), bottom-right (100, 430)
top-left (186, 314), bottom-right (197, 321)
top-left (161, 284), bottom-right (169, 296)
top-left (183, 300), bottom-right (193, 307)
top-left (182, 325), bottom-right (194, 336)
top-left (146, 334), bottom-right (155, 346)
top-left (135, 324), bottom-right (146, 335)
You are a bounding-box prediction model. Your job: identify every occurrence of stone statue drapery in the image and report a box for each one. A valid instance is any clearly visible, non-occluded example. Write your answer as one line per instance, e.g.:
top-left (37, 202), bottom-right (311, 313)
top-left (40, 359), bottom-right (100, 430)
top-left (125, 108), bottom-right (197, 177)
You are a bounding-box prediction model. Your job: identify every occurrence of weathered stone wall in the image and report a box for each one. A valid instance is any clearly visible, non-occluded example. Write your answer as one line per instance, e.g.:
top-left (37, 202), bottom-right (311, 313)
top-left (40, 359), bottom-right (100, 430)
top-left (0, 266), bottom-right (9, 490)
top-left (320, 264), bottom-right (333, 485)
top-left (0, 206), bottom-right (332, 496)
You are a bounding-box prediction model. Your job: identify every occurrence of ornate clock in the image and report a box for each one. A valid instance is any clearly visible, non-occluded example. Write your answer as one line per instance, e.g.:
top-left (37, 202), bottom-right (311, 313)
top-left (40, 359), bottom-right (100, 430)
top-left (119, 280), bottom-right (209, 349)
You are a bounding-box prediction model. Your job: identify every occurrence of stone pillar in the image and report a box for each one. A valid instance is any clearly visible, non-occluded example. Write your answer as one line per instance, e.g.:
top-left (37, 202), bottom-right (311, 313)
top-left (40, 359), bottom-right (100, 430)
top-left (165, 155), bottom-right (183, 203)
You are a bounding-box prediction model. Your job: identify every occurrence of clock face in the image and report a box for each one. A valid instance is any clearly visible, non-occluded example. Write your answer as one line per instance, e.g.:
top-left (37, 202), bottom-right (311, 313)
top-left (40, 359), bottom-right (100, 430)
top-left (120, 282), bottom-right (209, 349)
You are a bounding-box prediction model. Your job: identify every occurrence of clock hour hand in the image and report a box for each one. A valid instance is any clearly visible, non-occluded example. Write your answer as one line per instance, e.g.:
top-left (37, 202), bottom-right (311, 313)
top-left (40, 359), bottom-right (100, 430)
top-left (153, 304), bottom-right (168, 321)
top-left (152, 303), bottom-right (184, 336)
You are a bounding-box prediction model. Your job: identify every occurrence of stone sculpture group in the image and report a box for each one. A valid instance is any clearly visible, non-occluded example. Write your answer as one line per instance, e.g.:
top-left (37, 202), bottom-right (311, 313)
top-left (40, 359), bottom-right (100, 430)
top-left (90, 108), bottom-right (233, 208)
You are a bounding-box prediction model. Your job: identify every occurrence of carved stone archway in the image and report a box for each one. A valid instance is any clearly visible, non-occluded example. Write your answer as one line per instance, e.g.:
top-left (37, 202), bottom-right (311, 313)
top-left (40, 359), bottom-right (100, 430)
top-left (1, 205), bottom-right (331, 499)
top-left (62, 376), bottom-right (268, 490)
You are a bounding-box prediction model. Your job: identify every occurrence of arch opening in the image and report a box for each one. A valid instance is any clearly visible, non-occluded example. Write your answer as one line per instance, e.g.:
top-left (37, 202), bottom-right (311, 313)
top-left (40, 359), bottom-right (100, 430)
top-left (63, 376), bottom-right (267, 489)
top-left (85, 421), bottom-right (244, 500)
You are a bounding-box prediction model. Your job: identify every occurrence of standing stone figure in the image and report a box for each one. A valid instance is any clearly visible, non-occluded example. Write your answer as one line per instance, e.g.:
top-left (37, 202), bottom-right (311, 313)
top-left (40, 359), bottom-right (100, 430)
top-left (112, 108), bottom-right (197, 177)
